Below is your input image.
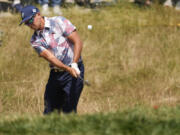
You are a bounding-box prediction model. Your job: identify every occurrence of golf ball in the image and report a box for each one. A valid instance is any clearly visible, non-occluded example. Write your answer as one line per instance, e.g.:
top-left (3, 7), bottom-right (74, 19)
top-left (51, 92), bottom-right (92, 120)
top-left (88, 25), bottom-right (92, 30)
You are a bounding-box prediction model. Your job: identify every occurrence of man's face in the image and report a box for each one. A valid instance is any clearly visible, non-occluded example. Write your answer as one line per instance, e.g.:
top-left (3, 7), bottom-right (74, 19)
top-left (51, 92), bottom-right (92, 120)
top-left (25, 13), bottom-right (42, 30)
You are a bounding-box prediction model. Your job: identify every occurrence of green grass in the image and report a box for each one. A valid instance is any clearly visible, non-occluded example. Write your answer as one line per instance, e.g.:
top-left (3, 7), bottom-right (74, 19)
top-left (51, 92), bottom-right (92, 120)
top-left (0, 1), bottom-right (180, 134)
top-left (0, 107), bottom-right (179, 135)
top-left (0, 0), bottom-right (180, 121)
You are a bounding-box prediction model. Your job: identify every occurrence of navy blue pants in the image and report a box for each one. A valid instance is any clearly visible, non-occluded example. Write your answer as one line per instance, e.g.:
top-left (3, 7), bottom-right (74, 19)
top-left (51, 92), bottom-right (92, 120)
top-left (44, 61), bottom-right (84, 114)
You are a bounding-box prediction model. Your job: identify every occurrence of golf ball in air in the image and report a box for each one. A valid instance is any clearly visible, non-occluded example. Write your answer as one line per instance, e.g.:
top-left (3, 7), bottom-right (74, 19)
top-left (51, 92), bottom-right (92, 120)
top-left (88, 25), bottom-right (92, 30)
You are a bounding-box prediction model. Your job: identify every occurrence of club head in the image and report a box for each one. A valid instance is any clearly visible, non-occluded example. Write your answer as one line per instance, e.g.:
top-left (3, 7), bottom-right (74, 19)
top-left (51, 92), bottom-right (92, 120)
top-left (78, 76), bottom-right (91, 87)
top-left (84, 80), bottom-right (91, 86)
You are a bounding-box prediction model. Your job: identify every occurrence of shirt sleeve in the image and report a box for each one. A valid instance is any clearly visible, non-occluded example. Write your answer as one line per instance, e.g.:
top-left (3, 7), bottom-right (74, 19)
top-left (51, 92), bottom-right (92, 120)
top-left (30, 37), bottom-right (46, 55)
top-left (58, 17), bottom-right (76, 37)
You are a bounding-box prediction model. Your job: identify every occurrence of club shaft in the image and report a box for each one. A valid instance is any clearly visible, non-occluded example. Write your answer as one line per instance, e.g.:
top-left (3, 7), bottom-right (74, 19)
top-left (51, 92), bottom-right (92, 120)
top-left (78, 76), bottom-right (90, 86)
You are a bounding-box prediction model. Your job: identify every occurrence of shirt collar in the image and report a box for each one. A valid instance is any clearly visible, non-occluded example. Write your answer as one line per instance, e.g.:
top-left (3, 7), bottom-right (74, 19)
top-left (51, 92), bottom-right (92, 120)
top-left (44, 17), bottom-right (51, 29)
top-left (36, 17), bottom-right (51, 36)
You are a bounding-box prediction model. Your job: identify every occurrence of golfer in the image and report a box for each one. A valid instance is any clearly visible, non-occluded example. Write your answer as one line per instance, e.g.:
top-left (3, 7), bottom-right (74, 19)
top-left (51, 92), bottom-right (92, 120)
top-left (20, 5), bottom-right (84, 114)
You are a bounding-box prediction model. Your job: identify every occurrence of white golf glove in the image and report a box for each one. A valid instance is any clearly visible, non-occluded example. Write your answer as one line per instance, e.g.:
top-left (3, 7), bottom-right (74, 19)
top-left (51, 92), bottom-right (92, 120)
top-left (71, 62), bottom-right (80, 76)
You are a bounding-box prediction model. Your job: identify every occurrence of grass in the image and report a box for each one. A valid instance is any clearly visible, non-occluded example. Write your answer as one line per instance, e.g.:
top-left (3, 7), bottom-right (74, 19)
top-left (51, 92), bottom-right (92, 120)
top-left (0, 107), bottom-right (179, 135)
top-left (0, 1), bottom-right (180, 134)
top-left (0, 0), bottom-right (180, 115)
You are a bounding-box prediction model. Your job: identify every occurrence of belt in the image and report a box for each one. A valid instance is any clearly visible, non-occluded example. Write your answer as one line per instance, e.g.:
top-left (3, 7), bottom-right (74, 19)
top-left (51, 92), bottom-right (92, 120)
top-left (51, 68), bottom-right (64, 72)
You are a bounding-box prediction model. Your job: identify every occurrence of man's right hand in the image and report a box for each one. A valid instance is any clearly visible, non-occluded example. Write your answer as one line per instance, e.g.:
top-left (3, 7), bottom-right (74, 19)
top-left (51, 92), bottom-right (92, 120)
top-left (67, 67), bottom-right (78, 78)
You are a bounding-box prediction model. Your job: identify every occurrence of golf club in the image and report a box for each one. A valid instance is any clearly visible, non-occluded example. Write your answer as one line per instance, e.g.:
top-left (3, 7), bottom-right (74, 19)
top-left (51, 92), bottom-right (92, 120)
top-left (78, 76), bottom-right (91, 86)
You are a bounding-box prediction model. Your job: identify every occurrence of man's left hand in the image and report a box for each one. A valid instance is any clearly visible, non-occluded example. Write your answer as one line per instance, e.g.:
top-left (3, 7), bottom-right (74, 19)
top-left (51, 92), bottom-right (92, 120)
top-left (71, 63), bottom-right (80, 76)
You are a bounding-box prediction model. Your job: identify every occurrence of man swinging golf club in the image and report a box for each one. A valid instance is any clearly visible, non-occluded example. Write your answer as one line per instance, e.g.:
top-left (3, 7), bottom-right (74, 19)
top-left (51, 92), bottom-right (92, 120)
top-left (20, 5), bottom-right (84, 114)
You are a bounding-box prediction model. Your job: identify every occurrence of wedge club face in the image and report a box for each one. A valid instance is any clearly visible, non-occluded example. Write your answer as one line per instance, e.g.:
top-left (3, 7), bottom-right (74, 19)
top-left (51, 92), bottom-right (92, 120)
top-left (84, 80), bottom-right (91, 86)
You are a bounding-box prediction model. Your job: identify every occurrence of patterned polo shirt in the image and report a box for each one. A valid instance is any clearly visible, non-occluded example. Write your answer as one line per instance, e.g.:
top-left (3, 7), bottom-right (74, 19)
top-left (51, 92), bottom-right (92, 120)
top-left (30, 16), bottom-right (80, 68)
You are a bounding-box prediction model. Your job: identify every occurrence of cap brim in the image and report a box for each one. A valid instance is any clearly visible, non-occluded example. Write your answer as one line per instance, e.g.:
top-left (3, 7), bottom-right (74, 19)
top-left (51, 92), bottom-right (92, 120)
top-left (19, 15), bottom-right (33, 26)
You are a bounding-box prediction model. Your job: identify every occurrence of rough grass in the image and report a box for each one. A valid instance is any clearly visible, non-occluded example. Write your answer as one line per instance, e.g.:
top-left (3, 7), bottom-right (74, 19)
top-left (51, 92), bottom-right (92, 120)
top-left (0, 107), bottom-right (179, 135)
top-left (0, 1), bottom-right (180, 115)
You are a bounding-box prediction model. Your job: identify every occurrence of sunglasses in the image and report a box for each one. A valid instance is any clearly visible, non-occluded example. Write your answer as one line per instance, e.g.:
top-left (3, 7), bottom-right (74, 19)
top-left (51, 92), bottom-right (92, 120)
top-left (25, 15), bottom-right (35, 25)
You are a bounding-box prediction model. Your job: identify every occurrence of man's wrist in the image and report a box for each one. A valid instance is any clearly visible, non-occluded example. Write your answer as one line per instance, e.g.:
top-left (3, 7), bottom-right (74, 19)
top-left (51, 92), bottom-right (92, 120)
top-left (71, 62), bottom-right (78, 67)
top-left (62, 65), bottom-right (71, 72)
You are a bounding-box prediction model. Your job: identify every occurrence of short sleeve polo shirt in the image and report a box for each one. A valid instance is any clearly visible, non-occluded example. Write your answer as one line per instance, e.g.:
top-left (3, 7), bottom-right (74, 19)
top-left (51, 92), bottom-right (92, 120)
top-left (30, 16), bottom-right (79, 67)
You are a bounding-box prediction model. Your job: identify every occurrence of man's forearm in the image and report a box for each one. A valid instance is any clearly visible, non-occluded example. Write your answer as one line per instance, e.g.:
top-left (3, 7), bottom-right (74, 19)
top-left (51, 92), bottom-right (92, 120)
top-left (73, 41), bottom-right (83, 63)
top-left (67, 31), bottom-right (83, 63)
top-left (47, 57), bottom-right (70, 71)
top-left (39, 49), bottom-right (70, 71)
